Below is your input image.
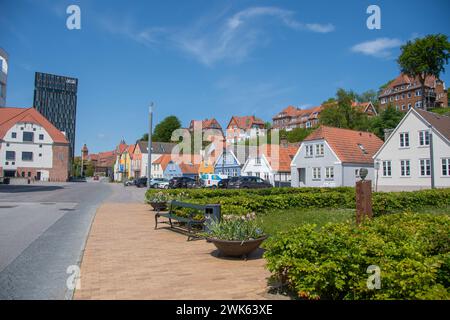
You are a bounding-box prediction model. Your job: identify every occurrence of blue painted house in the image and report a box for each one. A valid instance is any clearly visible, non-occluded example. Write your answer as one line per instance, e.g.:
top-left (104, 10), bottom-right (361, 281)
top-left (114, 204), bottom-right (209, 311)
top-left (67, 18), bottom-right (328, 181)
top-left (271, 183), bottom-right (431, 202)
top-left (155, 154), bottom-right (200, 180)
top-left (214, 146), bottom-right (254, 177)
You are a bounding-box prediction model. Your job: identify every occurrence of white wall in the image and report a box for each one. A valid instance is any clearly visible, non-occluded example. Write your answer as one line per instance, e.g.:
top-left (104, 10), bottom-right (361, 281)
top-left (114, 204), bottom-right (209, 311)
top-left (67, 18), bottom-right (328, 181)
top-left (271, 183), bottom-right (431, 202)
top-left (375, 110), bottom-right (450, 189)
top-left (242, 156), bottom-right (272, 183)
top-left (0, 123), bottom-right (53, 173)
top-left (141, 153), bottom-right (163, 178)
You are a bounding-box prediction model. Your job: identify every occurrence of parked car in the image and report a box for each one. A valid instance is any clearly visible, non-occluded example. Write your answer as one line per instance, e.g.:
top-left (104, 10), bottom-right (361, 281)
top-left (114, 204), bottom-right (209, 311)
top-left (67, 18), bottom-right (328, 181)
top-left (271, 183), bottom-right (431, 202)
top-left (124, 179), bottom-right (136, 186)
top-left (155, 180), bottom-right (169, 189)
top-left (169, 177), bottom-right (198, 189)
top-left (199, 173), bottom-right (228, 188)
top-left (70, 176), bottom-right (87, 182)
top-left (217, 178), bottom-right (229, 189)
top-left (135, 177), bottom-right (148, 188)
top-left (149, 178), bottom-right (169, 189)
top-left (227, 176), bottom-right (272, 189)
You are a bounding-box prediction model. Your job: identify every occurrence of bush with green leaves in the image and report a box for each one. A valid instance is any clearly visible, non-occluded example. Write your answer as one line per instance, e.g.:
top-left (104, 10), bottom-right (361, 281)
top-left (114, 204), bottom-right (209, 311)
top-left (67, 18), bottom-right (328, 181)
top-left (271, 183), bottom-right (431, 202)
top-left (264, 213), bottom-right (450, 300)
top-left (145, 187), bottom-right (450, 216)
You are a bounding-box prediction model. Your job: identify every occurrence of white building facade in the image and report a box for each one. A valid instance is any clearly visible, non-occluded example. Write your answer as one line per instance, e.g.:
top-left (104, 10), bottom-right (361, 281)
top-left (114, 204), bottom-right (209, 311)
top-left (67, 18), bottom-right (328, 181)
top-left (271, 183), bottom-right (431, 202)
top-left (374, 108), bottom-right (450, 191)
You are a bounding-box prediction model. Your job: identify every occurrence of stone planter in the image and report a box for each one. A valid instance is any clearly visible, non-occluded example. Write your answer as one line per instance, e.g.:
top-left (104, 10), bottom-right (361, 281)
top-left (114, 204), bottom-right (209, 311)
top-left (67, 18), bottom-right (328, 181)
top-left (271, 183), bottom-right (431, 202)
top-left (206, 235), bottom-right (268, 258)
top-left (149, 201), bottom-right (168, 211)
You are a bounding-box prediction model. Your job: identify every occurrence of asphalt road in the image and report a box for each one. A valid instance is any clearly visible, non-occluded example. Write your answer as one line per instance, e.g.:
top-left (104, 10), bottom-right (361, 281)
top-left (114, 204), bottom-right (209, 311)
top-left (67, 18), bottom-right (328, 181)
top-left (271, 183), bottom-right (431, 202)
top-left (0, 181), bottom-right (146, 300)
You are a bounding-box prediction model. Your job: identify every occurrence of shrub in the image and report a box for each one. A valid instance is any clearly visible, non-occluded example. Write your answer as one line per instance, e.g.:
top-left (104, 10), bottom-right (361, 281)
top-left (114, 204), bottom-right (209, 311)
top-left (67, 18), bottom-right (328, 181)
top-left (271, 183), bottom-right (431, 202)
top-left (263, 213), bottom-right (450, 300)
top-left (204, 213), bottom-right (265, 241)
top-left (145, 187), bottom-right (450, 216)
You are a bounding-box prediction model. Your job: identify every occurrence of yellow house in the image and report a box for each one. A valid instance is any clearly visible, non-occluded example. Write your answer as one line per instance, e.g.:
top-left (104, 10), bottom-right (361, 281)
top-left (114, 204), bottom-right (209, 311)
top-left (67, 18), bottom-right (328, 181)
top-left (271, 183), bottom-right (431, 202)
top-left (198, 149), bottom-right (217, 176)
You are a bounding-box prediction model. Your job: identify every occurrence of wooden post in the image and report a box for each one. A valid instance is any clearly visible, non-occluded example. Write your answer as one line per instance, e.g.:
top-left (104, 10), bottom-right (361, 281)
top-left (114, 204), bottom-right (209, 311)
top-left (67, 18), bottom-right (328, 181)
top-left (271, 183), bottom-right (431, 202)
top-left (356, 180), bottom-right (373, 225)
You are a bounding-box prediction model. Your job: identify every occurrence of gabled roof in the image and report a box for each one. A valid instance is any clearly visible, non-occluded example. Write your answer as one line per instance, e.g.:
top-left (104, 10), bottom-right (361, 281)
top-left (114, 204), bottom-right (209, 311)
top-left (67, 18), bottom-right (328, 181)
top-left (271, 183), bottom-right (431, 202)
top-left (189, 118), bottom-right (223, 131)
top-left (258, 144), bottom-right (299, 172)
top-left (137, 141), bottom-right (177, 154)
top-left (0, 107), bottom-right (69, 144)
top-left (304, 126), bottom-right (383, 164)
top-left (179, 162), bottom-right (200, 174)
top-left (153, 154), bottom-right (172, 171)
top-left (379, 73), bottom-right (441, 97)
top-left (227, 115), bottom-right (265, 130)
top-left (414, 108), bottom-right (450, 142)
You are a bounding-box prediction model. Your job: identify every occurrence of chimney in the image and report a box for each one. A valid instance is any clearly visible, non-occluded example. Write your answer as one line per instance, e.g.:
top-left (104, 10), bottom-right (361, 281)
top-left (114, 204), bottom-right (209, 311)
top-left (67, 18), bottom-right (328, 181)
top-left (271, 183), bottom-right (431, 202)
top-left (384, 128), bottom-right (395, 141)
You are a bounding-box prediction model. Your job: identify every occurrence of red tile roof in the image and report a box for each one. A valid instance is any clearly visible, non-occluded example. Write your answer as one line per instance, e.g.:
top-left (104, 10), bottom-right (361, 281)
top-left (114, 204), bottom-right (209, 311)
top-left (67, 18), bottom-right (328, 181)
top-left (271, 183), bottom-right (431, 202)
top-left (415, 108), bottom-right (450, 141)
top-left (379, 73), bottom-right (440, 97)
top-left (153, 154), bottom-right (172, 170)
top-left (259, 144), bottom-right (299, 172)
top-left (0, 107), bottom-right (69, 144)
top-left (227, 115), bottom-right (265, 130)
top-left (304, 126), bottom-right (383, 164)
top-left (189, 118), bottom-right (223, 131)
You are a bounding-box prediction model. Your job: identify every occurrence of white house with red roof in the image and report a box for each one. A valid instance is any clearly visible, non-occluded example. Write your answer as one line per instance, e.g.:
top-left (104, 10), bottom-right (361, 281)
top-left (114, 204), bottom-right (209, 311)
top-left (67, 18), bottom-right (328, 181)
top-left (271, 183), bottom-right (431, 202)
top-left (290, 126), bottom-right (384, 187)
top-left (373, 108), bottom-right (450, 191)
top-left (241, 142), bottom-right (299, 186)
top-left (0, 107), bottom-right (70, 181)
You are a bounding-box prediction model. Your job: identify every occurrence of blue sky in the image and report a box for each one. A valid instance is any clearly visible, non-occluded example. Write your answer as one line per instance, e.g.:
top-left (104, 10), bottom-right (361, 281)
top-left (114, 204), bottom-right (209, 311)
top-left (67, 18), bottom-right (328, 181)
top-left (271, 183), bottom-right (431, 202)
top-left (1, 0), bottom-right (450, 155)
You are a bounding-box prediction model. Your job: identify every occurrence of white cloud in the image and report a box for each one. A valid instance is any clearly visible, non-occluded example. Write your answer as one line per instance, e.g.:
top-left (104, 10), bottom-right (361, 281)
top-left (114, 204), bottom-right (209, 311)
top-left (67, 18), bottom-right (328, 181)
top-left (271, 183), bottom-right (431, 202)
top-left (172, 7), bottom-right (334, 66)
top-left (351, 38), bottom-right (403, 58)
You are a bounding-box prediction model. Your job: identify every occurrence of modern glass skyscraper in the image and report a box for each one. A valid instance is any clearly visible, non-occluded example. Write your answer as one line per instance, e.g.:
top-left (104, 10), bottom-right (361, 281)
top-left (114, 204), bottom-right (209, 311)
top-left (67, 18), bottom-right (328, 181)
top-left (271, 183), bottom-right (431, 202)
top-left (33, 72), bottom-right (78, 158)
top-left (0, 47), bottom-right (8, 107)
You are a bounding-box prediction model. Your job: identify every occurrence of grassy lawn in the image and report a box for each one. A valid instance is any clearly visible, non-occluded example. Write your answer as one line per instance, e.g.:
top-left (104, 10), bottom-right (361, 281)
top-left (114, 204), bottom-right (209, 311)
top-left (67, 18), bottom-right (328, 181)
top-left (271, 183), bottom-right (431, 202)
top-left (258, 205), bottom-right (450, 237)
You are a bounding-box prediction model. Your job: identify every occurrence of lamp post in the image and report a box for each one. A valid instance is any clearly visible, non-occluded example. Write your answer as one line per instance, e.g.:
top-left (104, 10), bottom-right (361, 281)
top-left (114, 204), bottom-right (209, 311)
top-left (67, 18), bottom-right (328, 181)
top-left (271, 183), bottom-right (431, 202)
top-left (147, 103), bottom-right (154, 190)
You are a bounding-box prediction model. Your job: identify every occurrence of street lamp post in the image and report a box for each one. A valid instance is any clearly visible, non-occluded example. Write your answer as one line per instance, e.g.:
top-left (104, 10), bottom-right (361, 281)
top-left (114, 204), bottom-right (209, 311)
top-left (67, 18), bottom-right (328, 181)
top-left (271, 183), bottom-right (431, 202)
top-left (147, 103), bottom-right (154, 190)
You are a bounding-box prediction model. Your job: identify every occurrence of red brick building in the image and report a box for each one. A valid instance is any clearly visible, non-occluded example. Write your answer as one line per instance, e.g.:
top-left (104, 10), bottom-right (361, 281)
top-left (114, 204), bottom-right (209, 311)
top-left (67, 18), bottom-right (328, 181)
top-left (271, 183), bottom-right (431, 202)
top-left (378, 73), bottom-right (448, 112)
top-left (272, 102), bottom-right (377, 131)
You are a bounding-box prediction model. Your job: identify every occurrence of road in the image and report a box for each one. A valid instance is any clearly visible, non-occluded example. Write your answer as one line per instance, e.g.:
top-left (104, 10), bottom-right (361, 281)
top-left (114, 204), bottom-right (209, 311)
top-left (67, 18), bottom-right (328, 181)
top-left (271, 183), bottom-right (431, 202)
top-left (0, 181), bottom-right (146, 299)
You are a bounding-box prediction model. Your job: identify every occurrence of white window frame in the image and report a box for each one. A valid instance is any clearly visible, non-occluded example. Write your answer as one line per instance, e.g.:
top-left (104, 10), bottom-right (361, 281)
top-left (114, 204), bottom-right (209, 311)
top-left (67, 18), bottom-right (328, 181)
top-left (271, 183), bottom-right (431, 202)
top-left (418, 130), bottom-right (430, 146)
top-left (325, 167), bottom-right (334, 180)
top-left (399, 132), bottom-right (409, 148)
top-left (305, 145), bottom-right (313, 157)
top-left (420, 159), bottom-right (431, 176)
top-left (442, 158), bottom-right (450, 176)
top-left (315, 143), bottom-right (324, 157)
top-left (382, 161), bottom-right (392, 177)
top-left (400, 160), bottom-right (410, 177)
top-left (312, 167), bottom-right (321, 180)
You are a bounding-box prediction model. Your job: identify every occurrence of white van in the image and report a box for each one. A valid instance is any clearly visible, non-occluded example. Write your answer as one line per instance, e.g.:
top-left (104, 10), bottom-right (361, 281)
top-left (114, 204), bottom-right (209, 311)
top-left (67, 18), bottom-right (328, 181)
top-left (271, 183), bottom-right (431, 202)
top-left (200, 173), bottom-right (228, 188)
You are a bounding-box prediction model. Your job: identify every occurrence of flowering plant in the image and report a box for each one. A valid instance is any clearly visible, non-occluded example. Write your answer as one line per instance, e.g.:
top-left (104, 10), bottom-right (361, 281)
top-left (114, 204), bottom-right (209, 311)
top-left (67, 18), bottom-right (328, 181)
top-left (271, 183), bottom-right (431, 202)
top-left (206, 212), bottom-right (264, 241)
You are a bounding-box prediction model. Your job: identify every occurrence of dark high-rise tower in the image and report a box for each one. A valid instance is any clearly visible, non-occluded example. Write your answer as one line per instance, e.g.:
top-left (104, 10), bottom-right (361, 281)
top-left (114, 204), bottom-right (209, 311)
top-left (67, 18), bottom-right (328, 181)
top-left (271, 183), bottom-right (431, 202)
top-left (33, 72), bottom-right (78, 158)
top-left (0, 47), bottom-right (8, 107)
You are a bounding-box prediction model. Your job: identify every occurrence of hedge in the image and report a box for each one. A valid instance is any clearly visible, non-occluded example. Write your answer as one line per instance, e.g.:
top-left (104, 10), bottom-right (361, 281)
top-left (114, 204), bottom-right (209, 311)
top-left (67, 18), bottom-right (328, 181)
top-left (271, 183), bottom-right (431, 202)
top-left (263, 213), bottom-right (450, 300)
top-left (146, 188), bottom-right (450, 216)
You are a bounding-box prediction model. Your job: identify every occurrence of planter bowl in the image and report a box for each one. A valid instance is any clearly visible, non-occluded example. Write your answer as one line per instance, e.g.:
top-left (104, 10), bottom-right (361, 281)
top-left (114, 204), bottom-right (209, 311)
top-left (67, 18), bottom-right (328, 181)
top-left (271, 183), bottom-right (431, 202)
top-left (206, 235), bottom-right (268, 258)
top-left (149, 201), bottom-right (168, 211)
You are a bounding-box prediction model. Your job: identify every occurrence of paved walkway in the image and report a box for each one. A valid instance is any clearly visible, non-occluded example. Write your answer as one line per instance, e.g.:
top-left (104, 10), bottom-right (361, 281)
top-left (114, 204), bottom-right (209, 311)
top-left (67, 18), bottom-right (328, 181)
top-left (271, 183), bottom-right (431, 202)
top-left (74, 203), bottom-right (271, 300)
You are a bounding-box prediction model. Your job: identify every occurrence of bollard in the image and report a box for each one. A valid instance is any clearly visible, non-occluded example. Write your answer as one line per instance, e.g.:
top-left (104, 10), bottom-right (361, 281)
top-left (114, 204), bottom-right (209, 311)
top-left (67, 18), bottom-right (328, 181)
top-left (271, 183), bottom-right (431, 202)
top-left (204, 204), bottom-right (221, 233)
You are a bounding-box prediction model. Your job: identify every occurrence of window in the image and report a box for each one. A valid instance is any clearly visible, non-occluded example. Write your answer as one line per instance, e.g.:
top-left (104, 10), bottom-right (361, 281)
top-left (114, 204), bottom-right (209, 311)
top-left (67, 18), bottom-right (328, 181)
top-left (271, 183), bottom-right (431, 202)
top-left (315, 143), bottom-right (324, 156)
top-left (407, 92), bottom-right (412, 98)
top-left (382, 161), bottom-right (392, 177)
top-left (11, 132), bottom-right (17, 139)
top-left (408, 103), bottom-right (412, 110)
top-left (399, 132), bottom-right (409, 147)
top-left (416, 89), bottom-right (422, 96)
top-left (305, 145), bottom-right (313, 157)
top-left (355, 169), bottom-right (359, 178)
top-left (401, 105), bottom-right (405, 111)
top-left (419, 130), bottom-right (430, 146)
top-left (312, 167), bottom-right (321, 180)
top-left (357, 143), bottom-right (368, 154)
top-left (39, 134), bottom-right (44, 140)
top-left (22, 152), bottom-right (33, 161)
top-left (325, 167), bottom-right (334, 180)
top-left (442, 158), bottom-right (450, 176)
top-left (23, 132), bottom-right (34, 142)
top-left (415, 101), bottom-right (423, 108)
top-left (420, 159), bottom-right (431, 176)
top-left (400, 160), bottom-right (410, 177)
top-left (255, 157), bottom-right (261, 165)
top-left (395, 95), bottom-right (399, 101)
top-left (6, 151), bottom-right (15, 161)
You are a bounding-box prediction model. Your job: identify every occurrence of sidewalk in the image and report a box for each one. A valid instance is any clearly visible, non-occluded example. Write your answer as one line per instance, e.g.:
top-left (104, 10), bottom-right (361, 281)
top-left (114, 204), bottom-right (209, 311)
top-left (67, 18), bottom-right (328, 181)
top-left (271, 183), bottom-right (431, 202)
top-left (74, 203), bottom-right (271, 300)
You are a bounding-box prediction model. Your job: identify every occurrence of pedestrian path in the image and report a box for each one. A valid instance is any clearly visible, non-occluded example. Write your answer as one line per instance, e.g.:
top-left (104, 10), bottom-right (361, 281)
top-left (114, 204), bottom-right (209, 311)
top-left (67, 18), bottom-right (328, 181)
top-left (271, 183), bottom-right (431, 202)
top-left (74, 203), bottom-right (271, 300)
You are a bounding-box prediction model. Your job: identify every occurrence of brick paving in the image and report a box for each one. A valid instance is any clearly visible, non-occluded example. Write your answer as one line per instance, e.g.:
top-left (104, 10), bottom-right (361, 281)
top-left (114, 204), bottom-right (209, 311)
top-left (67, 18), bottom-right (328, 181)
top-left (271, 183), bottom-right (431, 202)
top-left (74, 203), bottom-right (272, 300)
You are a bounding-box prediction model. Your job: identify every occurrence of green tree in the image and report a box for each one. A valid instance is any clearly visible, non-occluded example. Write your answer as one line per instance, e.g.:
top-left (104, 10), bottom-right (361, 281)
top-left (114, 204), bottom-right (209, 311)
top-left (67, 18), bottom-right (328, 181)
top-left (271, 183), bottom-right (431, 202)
top-left (319, 88), bottom-right (369, 130)
top-left (140, 115), bottom-right (182, 142)
top-left (283, 127), bottom-right (313, 143)
top-left (368, 105), bottom-right (404, 139)
top-left (397, 34), bottom-right (450, 110)
top-left (84, 161), bottom-right (95, 177)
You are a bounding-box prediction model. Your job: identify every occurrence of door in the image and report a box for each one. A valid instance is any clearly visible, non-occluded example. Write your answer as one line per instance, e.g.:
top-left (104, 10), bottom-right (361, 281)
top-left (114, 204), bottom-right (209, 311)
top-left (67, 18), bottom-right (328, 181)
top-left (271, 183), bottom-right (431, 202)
top-left (36, 171), bottom-right (41, 181)
top-left (298, 168), bottom-right (306, 186)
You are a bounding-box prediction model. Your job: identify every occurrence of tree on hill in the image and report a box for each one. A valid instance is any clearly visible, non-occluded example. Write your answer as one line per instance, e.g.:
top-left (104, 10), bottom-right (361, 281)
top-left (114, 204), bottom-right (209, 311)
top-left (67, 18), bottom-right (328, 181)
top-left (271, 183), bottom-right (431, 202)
top-left (140, 115), bottom-right (182, 142)
top-left (368, 105), bottom-right (405, 139)
top-left (319, 88), bottom-right (369, 130)
top-left (398, 34), bottom-right (450, 111)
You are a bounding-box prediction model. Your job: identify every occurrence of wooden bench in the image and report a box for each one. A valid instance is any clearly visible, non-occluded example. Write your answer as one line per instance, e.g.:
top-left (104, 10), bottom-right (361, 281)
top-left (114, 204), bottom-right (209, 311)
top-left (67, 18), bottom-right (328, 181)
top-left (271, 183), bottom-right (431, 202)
top-left (154, 201), bottom-right (221, 241)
